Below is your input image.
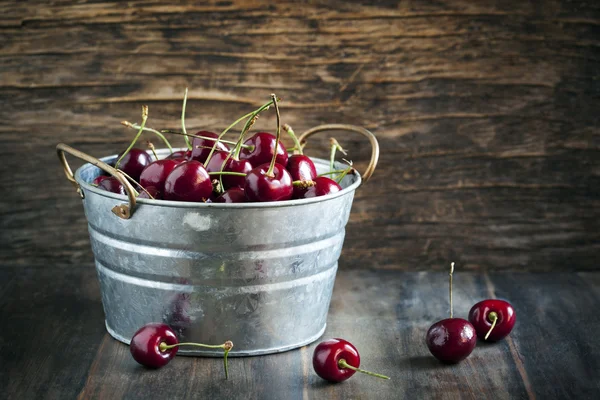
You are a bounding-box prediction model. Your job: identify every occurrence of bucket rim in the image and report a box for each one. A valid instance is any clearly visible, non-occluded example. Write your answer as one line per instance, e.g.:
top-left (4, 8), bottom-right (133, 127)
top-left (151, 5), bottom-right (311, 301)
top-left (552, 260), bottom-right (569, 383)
top-left (74, 149), bottom-right (362, 209)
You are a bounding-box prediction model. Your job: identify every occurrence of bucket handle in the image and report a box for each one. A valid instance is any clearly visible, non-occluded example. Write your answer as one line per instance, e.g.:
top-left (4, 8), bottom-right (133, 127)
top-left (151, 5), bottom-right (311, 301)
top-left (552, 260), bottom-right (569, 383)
top-left (298, 124), bottom-right (379, 183)
top-left (56, 143), bottom-right (137, 219)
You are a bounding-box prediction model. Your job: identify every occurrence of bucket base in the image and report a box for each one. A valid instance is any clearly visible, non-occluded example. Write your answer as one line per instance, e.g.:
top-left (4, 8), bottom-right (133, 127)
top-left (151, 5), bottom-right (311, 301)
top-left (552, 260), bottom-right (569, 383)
top-left (106, 321), bottom-right (326, 357)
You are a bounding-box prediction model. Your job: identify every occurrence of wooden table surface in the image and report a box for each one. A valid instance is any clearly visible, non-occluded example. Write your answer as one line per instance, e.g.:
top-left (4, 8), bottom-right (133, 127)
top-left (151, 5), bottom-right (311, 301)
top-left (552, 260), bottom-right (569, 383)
top-left (2, 266), bottom-right (599, 399)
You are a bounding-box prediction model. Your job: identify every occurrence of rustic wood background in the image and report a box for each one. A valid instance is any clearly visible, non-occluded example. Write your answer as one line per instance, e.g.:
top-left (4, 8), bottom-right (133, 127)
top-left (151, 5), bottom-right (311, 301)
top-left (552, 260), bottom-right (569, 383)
top-left (1, 0), bottom-right (599, 271)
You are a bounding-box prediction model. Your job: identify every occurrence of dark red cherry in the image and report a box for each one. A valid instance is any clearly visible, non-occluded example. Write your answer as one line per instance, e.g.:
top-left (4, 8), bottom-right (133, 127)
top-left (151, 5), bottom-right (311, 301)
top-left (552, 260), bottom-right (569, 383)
top-left (240, 132), bottom-right (288, 167)
top-left (295, 177), bottom-right (342, 199)
top-left (244, 163), bottom-right (293, 202)
top-left (287, 155), bottom-right (317, 181)
top-left (214, 187), bottom-right (246, 203)
top-left (92, 175), bottom-right (109, 186)
top-left (138, 185), bottom-right (162, 200)
top-left (97, 177), bottom-right (125, 195)
top-left (313, 338), bottom-right (389, 383)
top-left (469, 299), bottom-right (516, 341)
top-left (313, 338), bottom-right (359, 382)
top-left (165, 150), bottom-right (190, 160)
top-left (190, 131), bottom-right (229, 164)
top-left (130, 323), bottom-right (179, 368)
top-left (205, 151), bottom-right (253, 189)
top-left (426, 318), bottom-right (477, 363)
top-left (117, 148), bottom-right (152, 181)
top-left (140, 159), bottom-right (185, 194)
top-left (164, 161), bottom-right (212, 202)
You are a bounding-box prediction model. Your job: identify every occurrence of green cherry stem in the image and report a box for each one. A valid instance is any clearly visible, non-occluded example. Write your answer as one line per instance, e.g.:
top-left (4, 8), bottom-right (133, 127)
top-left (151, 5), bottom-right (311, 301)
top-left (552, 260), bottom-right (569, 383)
top-left (159, 341), bottom-right (234, 380)
top-left (449, 262), bottom-right (455, 319)
top-left (208, 171), bottom-right (247, 177)
top-left (338, 359), bottom-right (390, 380)
top-left (181, 88), bottom-right (192, 150)
top-left (266, 94), bottom-right (281, 177)
top-left (205, 109), bottom-right (260, 165)
top-left (158, 129), bottom-right (247, 148)
top-left (283, 124), bottom-right (303, 155)
top-left (329, 138), bottom-right (347, 172)
top-left (292, 180), bottom-right (316, 188)
top-left (121, 121), bottom-right (173, 153)
top-left (485, 312), bottom-right (499, 340)
top-left (147, 142), bottom-right (159, 160)
top-left (116, 105), bottom-right (149, 169)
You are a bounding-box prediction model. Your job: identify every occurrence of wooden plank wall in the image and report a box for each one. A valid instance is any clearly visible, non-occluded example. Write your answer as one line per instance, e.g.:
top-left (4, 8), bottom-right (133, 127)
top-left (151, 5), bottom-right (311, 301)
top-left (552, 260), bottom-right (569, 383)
top-left (1, 0), bottom-right (598, 270)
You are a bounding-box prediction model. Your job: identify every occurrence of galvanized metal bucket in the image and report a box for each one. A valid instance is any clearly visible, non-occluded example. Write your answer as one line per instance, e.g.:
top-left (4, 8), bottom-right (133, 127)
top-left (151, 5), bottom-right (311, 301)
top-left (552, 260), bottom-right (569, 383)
top-left (57, 124), bottom-right (379, 356)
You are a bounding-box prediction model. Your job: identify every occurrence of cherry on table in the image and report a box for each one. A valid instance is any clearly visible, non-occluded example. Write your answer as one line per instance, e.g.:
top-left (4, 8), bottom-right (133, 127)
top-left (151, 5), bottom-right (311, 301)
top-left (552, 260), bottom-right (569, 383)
top-left (139, 159), bottom-right (185, 194)
top-left (130, 323), bottom-right (234, 378)
top-left (163, 161), bottom-right (213, 202)
top-left (116, 148), bottom-right (152, 181)
top-left (214, 187), bottom-right (246, 203)
top-left (294, 176), bottom-right (341, 199)
top-left (205, 150), bottom-right (253, 190)
top-left (97, 177), bottom-right (126, 195)
top-left (426, 262), bottom-right (477, 363)
top-left (239, 132), bottom-right (288, 167)
top-left (468, 299), bottom-right (516, 341)
top-left (190, 131), bottom-right (230, 164)
top-left (312, 338), bottom-right (390, 383)
top-left (130, 323), bottom-right (179, 368)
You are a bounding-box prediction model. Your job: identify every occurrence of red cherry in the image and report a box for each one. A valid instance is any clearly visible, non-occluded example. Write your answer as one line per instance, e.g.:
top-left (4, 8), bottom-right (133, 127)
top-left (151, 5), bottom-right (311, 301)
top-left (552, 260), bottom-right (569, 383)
top-left (117, 148), bottom-right (152, 181)
top-left (92, 175), bottom-right (109, 185)
top-left (97, 177), bottom-right (125, 195)
top-left (190, 131), bottom-right (229, 164)
top-left (214, 187), bottom-right (247, 203)
top-left (139, 159), bottom-right (185, 194)
top-left (468, 299), bottom-right (516, 341)
top-left (313, 338), bottom-right (389, 383)
top-left (240, 132), bottom-right (288, 167)
top-left (287, 154), bottom-right (317, 181)
top-left (138, 185), bottom-right (162, 200)
top-left (244, 163), bottom-right (293, 202)
top-left (426, 318), bottom-right (477, 363)
top-left (165, 150), bottom-right (190, 160)
top-left (205, 151), bottom-right (253, 189)
top-left (164, 161), bottom-right (212, 202)
top-left (130, 323), bottom-right (179, 368)
top-left (294, 177), bottom-right (342, 199)
top-left (426, 262), bottom-right (477, 363)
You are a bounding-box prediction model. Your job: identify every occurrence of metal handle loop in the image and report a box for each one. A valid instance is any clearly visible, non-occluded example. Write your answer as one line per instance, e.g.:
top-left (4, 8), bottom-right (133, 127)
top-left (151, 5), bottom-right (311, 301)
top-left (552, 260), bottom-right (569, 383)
top-left (56, 143), bottom-right (137, 219)
top-left (298, 124), bottom-right (379, 183)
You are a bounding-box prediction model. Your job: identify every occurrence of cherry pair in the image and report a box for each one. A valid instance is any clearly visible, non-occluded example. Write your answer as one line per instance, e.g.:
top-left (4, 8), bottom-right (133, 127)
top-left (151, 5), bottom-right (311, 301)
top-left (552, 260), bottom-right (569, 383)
top-left (426, 263), bottom-right (516, 363)
top-left (130, 323), bottom-right (233, 379)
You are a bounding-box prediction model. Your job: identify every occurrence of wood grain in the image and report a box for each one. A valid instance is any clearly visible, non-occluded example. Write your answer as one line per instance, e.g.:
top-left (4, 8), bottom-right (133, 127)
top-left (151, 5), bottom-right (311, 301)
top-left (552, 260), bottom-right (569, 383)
top-left (1, 267), bottom-right (598, 399)
top-left (0, 0), bottom-right (599, 271)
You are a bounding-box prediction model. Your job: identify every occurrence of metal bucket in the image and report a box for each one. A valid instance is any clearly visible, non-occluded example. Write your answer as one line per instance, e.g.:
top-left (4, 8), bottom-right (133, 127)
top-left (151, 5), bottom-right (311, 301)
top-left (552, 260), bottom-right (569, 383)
top-left (57, 124), bottom-right (379, 356)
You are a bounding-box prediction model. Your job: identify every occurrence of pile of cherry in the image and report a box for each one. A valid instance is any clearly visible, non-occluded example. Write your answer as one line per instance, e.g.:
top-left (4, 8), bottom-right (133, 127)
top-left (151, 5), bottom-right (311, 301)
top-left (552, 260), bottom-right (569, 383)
top-left (129, 263), bottom-right (515, 383)
top-left (94, 94), bottom-right (350, 203)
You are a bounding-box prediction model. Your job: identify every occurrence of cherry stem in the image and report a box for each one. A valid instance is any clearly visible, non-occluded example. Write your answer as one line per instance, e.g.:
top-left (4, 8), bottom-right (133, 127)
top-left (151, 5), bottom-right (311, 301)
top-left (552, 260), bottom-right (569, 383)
top-left (329, 138), bottom-right (347, 172)
top-left (205, 109), bottom-right (257, 165)
top-left (159, 341), bottom-right (234, 380)
top-left (116, 105), bottom-right (148, 169)
top-left (292, 180), bottom-right (316, 188)
top-left (283, 124), bottom-right (303, 155)
top-left (266, 94), bottom-right (281, 177)
top-left (208, 171), bottom-right (247, 177)
top-left (449, 262), bottom-right (455, 319)
top-left (159, 129), bottom-right (249, 148)
top-left (181, 88), bottom-right (192, 150)
top-left (147, 142), bottom-right (159, 160)
top-left (485, 311), bottom-right (498, 340)
top-left (338, 359), bottom-right (390, 380)
top-left (335, 165), bottom-right (353, 184)
top-left (120, 121), bottom-right (174, 153)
